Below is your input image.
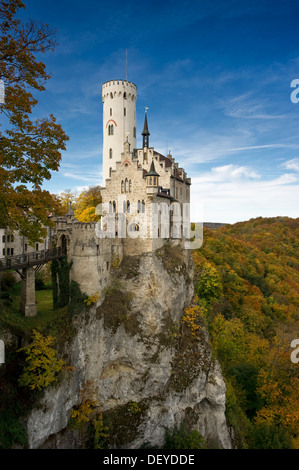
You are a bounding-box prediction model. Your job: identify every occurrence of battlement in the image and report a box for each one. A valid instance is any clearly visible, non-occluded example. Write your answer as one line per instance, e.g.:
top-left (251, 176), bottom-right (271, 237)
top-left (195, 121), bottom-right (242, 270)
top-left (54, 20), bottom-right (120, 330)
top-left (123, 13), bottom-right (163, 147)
top-left (102, 80), bottom-right (137, 102)
top-left (73, 221), bottom-right (97, 230)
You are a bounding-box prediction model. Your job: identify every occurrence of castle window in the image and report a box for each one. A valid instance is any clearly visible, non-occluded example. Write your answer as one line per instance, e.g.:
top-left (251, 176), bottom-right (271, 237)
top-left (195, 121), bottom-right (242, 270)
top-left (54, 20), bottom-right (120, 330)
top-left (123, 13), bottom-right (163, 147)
top-left (153, 177), bottom-right (156, 186)
top-left (108, 124), bottom-right (114, 135)
top-left (109, 167), bottom-right (112, 178)
top-left (2, 248), bottom-right (4, 256)
top-left (113, 201), bottom-right (116, 213)
top-left (133, 127), bottom-right (136, 138)
top-left (123, 200), bottom-right (126, 213)
top-left (124, 92), bottom-right (127, 99)
top-left (36, 243), bottom-right (38, 251)
top-left (121, 180), bottom-right (124, 193)
top-left (149, 177), bottom-right (152, 185)
top-left (110, 92), bottom-right (113, 99)
top-left (125, 178), bottom-right (128, 193)
top-left (124, 108), bottom-right (126, 116)
top-left (2, 235), bottom-right (5, 243)
top-left (129, 179), bottom-right (132, 192)
top-left (110, 108), bottom-right (112, 116)
top-left (109, 148), bottom-right (113, 158)
top-left (137, 200), bottom-right (140, 213)
top-left (142, 200), bottom-right (145, 213)
top-left (11, 248), bottom-right (14, 256)
top-left (127, 200), bottom-right (130, 213)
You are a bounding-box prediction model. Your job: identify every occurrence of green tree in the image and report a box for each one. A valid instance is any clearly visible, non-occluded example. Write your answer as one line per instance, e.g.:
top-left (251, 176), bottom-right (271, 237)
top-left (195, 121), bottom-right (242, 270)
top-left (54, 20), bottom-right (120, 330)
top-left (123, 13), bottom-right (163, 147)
top-left (0, 0), bottom-right (68, 243)
top-left (18, 330), bottom-right (65, 391)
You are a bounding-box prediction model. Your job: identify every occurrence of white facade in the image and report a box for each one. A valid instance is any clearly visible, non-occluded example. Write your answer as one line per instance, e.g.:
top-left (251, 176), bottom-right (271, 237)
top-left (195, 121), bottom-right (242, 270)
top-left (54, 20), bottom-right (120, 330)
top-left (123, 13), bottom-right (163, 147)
top-left (102, 80), bottom-right (137, 185)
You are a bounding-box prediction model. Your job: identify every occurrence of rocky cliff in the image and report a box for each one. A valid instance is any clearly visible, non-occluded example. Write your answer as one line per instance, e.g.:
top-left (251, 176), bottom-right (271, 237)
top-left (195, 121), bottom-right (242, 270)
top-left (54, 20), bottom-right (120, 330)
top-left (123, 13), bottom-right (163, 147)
top-left (26, 243), bottom-right (232, 449)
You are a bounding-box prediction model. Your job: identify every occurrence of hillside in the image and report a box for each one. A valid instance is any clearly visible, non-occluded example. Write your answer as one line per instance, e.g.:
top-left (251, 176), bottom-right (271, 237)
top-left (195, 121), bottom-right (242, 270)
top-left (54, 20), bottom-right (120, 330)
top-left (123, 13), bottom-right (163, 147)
top-left (193, 216), bottom-right (299, 448)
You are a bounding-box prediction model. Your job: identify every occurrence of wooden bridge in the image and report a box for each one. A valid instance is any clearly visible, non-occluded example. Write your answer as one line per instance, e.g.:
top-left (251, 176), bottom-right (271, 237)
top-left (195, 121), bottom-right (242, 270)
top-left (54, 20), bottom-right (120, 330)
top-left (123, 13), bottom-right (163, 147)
top-left (0, 246), bottom-right (67, 317)
top-left (0, 246), bottom-right (66, 273)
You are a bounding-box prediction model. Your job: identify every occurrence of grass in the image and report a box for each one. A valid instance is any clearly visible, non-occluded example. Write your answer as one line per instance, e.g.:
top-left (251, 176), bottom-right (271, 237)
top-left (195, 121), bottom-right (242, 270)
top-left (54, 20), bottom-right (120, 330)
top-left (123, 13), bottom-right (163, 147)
top-left (1, 281), bottom-right (69, 336)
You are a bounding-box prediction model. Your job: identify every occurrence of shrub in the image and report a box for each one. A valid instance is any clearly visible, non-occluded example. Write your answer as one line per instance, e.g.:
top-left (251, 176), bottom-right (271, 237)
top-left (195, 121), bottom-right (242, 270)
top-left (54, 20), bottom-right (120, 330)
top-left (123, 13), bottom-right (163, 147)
top-left (163, 424), bottom-right (207, 449)
top-left (18, 330), bottom-right (65, 391)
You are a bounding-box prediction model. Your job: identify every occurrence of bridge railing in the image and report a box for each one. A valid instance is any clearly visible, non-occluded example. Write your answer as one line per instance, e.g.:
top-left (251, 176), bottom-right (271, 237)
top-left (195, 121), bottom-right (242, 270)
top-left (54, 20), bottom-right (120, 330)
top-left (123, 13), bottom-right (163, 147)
top-left (0, 246), bottom-right (66, 271)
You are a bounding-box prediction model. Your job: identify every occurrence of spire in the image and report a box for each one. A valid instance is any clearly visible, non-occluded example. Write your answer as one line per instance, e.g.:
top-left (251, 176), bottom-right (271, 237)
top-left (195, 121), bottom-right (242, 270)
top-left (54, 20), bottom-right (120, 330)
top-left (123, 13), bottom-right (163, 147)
top-left (142, 109), bottom-right (150, 148)
top-left (65, 203), bottom-right (75, 218)
top-left (147, 158), bottom-right (160, 177)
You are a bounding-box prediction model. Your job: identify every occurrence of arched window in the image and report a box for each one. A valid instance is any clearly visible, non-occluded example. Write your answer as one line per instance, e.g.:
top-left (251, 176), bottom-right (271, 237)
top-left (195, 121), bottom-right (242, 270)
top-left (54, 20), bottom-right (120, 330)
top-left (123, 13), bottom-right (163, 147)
top-left (110, 92), bottom-right (113, 99)
top-left (124, 92), bottom-right (127, 99)
top-left (110, 124), bottom-right (114, 135)
top-left (109, 201), bottom-right (112, 213)
top-left (129, 179), bottom-right (132, 192)
top-left (127, 200), bottom-right (130, 213)
top-left (137, 200), bottom-right (140, 213)
top-left (125, 178), bottom-right (128, 193)
top-left (113, 201), bottom-right (116, 213)
top-left (121, 180), bottom-right (124, 193)
top-left (109, 148), bottom-right (113, 158)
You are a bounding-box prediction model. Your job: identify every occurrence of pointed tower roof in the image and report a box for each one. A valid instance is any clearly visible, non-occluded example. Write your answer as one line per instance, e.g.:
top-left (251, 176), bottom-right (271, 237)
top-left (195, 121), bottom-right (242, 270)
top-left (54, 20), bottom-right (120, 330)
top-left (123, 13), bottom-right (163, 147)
top-left (65, 203), bottom-right (75, 217)
top-left (142, 110), bottom-right (150, 136)
top-left (147, 158), bottom-right (160, 177)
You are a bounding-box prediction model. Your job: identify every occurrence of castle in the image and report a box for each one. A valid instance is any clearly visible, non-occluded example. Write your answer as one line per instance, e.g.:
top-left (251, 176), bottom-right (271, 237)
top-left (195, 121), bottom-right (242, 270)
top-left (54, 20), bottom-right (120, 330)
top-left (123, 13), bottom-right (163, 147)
top-left (57, 79), bottom-right (192, 297)
top-left (1, 79), bottom-right (192, 303)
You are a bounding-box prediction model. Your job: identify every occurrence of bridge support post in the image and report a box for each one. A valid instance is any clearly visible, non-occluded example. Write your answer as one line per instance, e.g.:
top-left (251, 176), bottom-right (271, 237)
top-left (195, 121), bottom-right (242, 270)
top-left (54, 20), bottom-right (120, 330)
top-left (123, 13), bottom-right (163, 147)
top-left (20, 267), bottom-right (37, 317)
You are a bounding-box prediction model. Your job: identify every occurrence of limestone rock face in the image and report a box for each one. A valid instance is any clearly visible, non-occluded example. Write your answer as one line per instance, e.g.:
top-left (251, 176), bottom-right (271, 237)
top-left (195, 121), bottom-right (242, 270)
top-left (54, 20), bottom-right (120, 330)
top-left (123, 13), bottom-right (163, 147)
top-left (26, 245), bottom-right (232, 449)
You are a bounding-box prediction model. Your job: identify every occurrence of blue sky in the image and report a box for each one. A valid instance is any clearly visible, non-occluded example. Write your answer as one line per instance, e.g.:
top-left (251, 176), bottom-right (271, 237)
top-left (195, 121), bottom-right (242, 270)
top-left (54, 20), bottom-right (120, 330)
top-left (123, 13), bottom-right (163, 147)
top-left (18, 0), bottom-right (299, 223)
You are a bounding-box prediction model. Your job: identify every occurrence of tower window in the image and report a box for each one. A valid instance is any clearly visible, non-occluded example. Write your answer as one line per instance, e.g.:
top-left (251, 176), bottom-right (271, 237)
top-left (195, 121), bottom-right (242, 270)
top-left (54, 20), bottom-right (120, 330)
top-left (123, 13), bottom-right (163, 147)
top-left (125, 178), bottom-right (128, 193)
top-left (121, 180), bottom-right (124, 193)
top-left (133, 127), bottom-right (136, 138)
top-left (124, 92), bottom-right (127, 99)
top-left (108, 124), bottom-right (114, 135)
top-left (109, 167), bottom-right (112, 178)
top-left (110, 92), bottom-right (113, 99)
top-left (124, 108), bottom-right (126, 116)
top-left (110, 108), bottom-right (112, 116)
top-left (129, 179), bottom-right (132, 192)
top-left (109, 148), bottom-right (113, 158)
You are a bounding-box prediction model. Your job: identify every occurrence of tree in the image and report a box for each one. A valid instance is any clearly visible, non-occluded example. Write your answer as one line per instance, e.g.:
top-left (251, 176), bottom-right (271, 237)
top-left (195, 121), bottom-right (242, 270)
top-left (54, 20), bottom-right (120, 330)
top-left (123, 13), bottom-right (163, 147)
top-left (0, 0), bottom-right (68, 243)
top-left (18, 329), bottom-right (65, 391)
top-left (74, 185), bottom-right (102, 222)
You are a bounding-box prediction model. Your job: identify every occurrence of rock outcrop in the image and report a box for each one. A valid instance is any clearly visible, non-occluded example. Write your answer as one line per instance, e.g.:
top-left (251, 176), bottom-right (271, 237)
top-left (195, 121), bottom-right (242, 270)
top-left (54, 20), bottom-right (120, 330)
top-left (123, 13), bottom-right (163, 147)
top-left (26, 243), bottom-right (232, 449)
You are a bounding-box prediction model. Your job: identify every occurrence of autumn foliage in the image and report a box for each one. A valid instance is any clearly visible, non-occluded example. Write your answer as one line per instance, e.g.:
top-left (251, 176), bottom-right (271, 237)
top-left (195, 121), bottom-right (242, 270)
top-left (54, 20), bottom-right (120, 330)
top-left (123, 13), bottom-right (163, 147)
top-left (192, 216), bottom-right (299, 448)
top-left (0, 0), bottom-right (68, 243)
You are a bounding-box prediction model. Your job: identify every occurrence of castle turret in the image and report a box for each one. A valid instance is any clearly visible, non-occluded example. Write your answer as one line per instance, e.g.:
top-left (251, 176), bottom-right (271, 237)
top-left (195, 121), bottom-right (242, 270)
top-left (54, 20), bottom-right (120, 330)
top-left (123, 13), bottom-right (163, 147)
top-left (102, 80), bottom-right (137, 185)
top-left (146, 159), bottom-right (160, 197)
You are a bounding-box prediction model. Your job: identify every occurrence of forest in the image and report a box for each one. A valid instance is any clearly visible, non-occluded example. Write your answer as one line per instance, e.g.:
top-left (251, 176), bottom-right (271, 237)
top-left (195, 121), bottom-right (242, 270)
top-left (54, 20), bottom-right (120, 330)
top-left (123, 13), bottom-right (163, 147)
top-left (193, 216), bottom-right (299, 448)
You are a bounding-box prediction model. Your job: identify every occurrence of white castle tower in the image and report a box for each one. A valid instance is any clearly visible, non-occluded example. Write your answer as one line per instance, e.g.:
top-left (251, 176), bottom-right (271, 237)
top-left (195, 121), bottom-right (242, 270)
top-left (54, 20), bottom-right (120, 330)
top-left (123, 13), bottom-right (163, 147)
top-left (102, 80), bottom-right (137, 185)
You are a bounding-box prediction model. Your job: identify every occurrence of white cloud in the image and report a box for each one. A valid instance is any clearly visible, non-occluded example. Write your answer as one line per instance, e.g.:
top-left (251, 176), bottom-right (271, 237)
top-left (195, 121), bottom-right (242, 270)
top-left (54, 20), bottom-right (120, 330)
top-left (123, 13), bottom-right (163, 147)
top-left (190, 166), bottom-right (299, 223)
top-left (282, 158), bottom-right (299, 172)
top-left (193, 164), bottom-right (260, 183)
